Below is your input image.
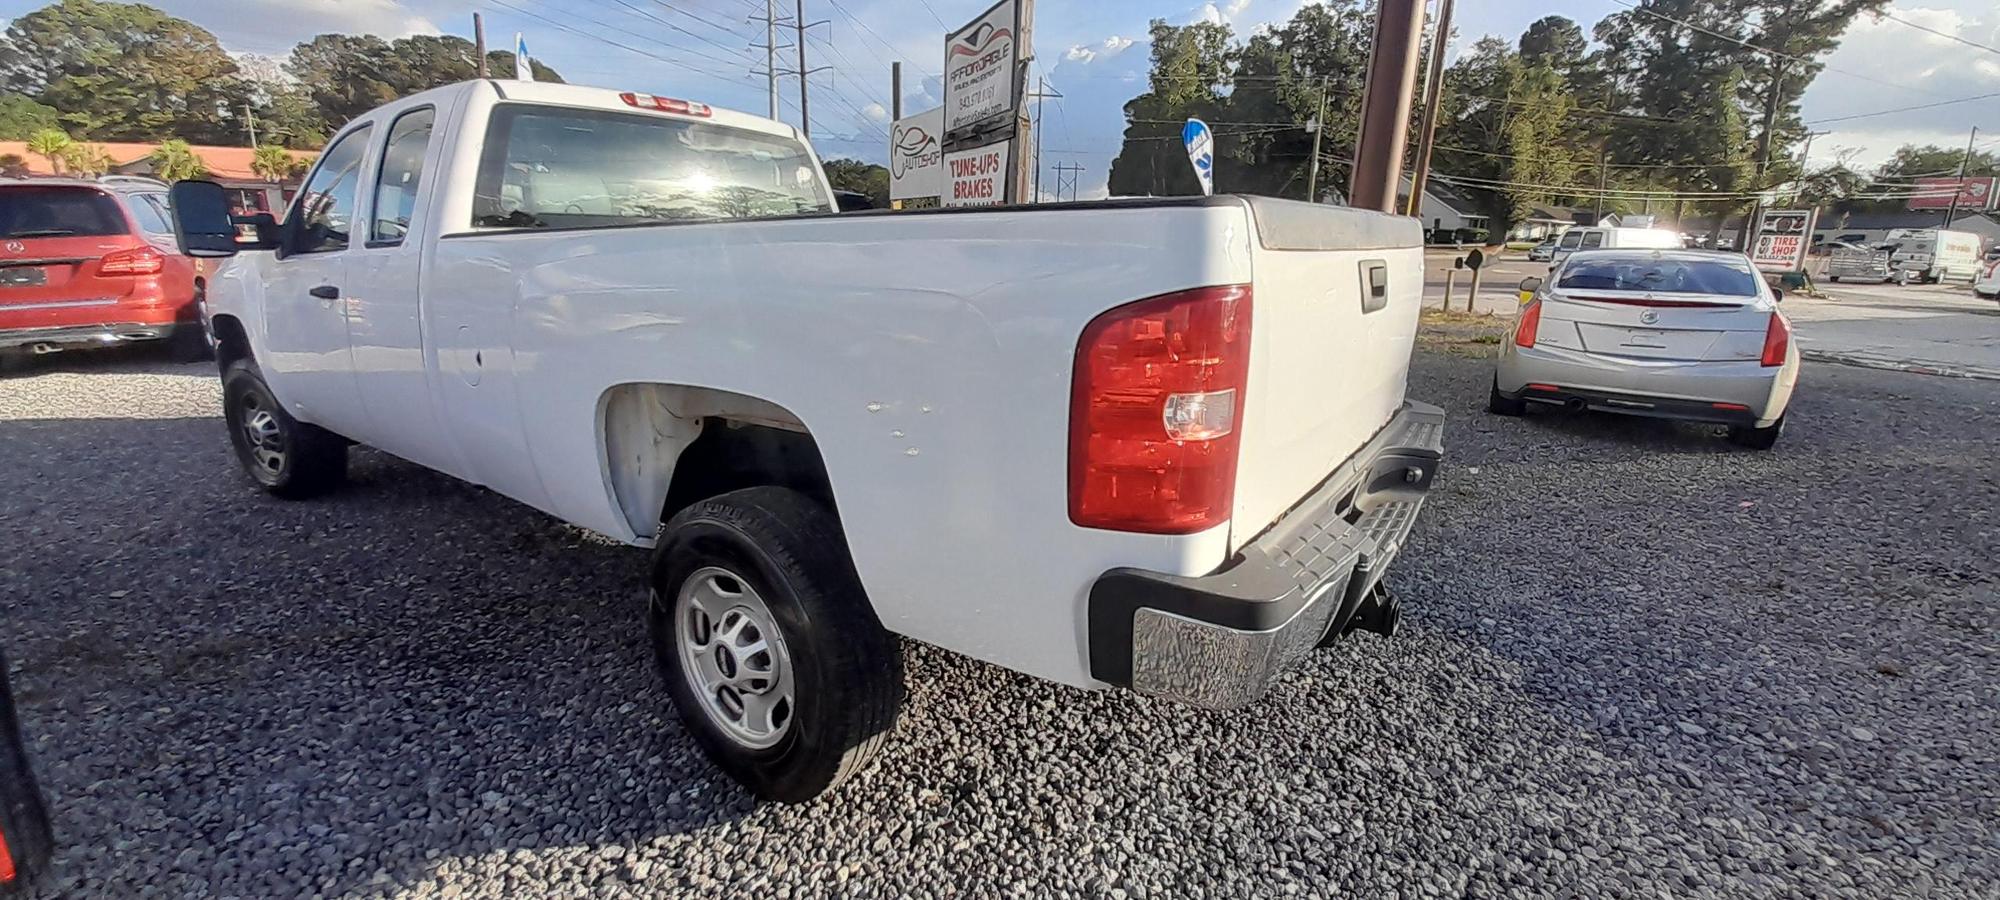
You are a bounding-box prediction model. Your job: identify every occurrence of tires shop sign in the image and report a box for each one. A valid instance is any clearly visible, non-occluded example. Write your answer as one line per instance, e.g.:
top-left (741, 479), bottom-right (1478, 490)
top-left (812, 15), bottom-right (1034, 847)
top-left (1750, 209), bottom-right (1816, 273)
top-left (943, 0), bottom-right (1023, 133)
top-left (943, 141), bottom-right (1009, 207)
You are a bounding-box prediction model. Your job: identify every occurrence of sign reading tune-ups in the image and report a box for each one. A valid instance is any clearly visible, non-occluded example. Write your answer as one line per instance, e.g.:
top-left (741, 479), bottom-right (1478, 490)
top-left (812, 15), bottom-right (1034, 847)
top-left (943, 140), bottom-right (1010, 207)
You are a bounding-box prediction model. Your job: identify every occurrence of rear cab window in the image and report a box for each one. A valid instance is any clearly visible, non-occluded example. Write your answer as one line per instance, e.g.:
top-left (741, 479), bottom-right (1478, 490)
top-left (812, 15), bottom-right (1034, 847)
top-left (1580, 231), bottom-right (1605, 249)
top-left (472, 104), bottom-right (831, 231)
top-left (1557, 256), bottom-right (1760, 296)
top-left (0, 186), bottom-right (130, 238)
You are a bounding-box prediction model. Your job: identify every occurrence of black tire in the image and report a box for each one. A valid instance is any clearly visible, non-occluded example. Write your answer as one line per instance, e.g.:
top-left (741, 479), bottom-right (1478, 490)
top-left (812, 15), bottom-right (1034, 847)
top-left (1728, 414), bottom-right (1784, 450)
top-left (221, 358), bottom-right (347, 498)
top-left (1487, 377), bottom-right (1526, 416)
top-left (648, 487), bottom-right (902, 803)
top-left (1827, 275), bottom-right (1840, 283)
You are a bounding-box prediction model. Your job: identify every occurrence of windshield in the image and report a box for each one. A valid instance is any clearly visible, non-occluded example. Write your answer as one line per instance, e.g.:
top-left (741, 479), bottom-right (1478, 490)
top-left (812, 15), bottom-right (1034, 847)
top-left (473, 104), bottom-right (830, 229)
top-left (0, 186), bottom-right (128, 238)
top-left (1556, 256), bottom-right (1761, 296)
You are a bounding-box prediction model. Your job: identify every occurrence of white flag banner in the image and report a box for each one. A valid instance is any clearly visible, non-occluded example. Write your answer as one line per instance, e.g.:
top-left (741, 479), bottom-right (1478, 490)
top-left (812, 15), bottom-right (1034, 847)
top-left (514, 33), bottom-right (533, 82)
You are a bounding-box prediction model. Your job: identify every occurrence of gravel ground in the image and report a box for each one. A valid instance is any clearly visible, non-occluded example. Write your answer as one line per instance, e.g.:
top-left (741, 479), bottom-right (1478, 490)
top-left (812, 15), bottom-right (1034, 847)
top-left (1, 347), bottom-right (1995, 898)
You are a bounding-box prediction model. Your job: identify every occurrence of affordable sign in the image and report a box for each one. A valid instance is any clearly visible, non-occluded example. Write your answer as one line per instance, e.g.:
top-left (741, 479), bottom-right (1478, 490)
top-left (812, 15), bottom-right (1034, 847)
top-left (943, 0), bottom-right (1021, 132)
top-left (889, 106), bottom-right (945, 202)
top-left (943, 141), bottom-right (1010, 207)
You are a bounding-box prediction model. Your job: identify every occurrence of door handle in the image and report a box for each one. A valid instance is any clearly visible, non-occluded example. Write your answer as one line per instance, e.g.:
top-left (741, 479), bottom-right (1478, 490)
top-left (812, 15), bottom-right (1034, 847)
top-left (308, 285), bottom-right (340, 300)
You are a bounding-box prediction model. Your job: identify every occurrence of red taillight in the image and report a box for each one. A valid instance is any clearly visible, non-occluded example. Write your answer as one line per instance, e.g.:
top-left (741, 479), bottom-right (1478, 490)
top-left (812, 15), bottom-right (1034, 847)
top-left (1069, 285), bottom-right (1251, 534)
top-left (619, 91), bottom-right (712, 117)
top-left (1515, 299), bottom-right (1542, 348)
top-left (1760, 313), bottom-right (1790, 367)
top-left (0, 827), bottom-right (13, 884)
top-left (98, 245), bottom-right (164, 275)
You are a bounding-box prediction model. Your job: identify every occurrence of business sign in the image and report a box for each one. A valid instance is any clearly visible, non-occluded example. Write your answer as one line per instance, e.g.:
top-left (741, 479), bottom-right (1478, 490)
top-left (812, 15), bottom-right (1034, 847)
top-left (889, 106), bottom-right (945, 202)
top-left (1906, 176), bottom-right (1996, 211)
top-left (1750, 208), bottom-right (1816, 272)
top-left (1183, 118), bottom-right (1214, 196)
top-left (942, 140), bottom-right (1010, 207)
top-left (943, 0), bottom-right (1024, 133)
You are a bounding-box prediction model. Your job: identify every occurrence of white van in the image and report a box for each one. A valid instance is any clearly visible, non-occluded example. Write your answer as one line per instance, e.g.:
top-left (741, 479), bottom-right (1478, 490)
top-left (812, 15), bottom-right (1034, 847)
top-left (1550, 226), bottom-right (1684, 267)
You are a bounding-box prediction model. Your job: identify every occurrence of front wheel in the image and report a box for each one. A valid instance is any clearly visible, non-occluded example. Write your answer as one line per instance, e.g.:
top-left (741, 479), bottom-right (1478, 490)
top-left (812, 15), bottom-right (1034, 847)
top-left (221, 359), bottom-right (347, 498)
top-left (1728, 414), bottom-right (1785, 450)
top-left (648, 487), bottom-right (903, 803)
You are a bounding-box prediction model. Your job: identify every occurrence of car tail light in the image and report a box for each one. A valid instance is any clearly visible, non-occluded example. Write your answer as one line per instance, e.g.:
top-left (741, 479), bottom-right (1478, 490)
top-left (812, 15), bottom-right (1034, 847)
top-left (98, 245), bottom-right (164, 275)
top-left (1069, 285), bottom-right (1251, 534)
top-left (1760, 313), bottom-right (1790, 367)
top-left (1, 829), bottom-right (13, 885)
top-left (620, 92), bottom-right (712, 117)
top-left (1515, 299), bottom-right (1543, 348)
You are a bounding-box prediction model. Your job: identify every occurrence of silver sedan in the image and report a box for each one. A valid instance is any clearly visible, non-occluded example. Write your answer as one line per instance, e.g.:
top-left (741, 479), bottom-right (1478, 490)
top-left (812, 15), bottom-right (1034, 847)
top-left (1489, 249), bottom-right (1801, 449)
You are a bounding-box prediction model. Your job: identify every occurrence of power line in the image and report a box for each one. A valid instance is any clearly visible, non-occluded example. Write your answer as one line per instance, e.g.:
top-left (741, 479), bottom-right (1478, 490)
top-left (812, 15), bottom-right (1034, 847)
top-left (1604, 0), bottom-right (1944, 98)
top-left (825, 0), bottom-right (937, 76)
top-left (1876, 12), bottom-right (2000, 58)
top-left (1435, 144), bottom-right (1740, 169)
top-left (478, 0), bottom-right (754, 88)
top-left (598, 0), bottom-right (757, 62)
top-left (911, 0), bottom-right (949, 31)
top-left (1805, 90), bottom-right (2000, 125)
top-left (517, 0), bottom-right (757, 70)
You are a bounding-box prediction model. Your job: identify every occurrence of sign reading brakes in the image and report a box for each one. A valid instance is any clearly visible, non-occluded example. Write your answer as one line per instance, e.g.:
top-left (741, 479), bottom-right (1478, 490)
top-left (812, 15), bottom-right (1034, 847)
top-left (943, 0), bottom-right (1019, 132)
top-left (943, 141), bottom-right (1009, 207)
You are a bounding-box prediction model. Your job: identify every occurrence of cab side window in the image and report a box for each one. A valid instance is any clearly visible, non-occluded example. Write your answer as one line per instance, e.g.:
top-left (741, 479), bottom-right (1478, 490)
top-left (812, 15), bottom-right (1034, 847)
top-left (1558, 231), bottom-right (1582, 249)
top-left (371, 108), bottom-right (435, 245)
top-left (286, 125), bottom-right (373, 255)
top-left (1581, 231), bottom-right (1605, 249)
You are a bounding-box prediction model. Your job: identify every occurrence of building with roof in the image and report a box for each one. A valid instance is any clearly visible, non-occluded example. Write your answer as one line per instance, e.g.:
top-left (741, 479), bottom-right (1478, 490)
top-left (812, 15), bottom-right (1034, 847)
top-left (0, 141), bottom-right (313, 218)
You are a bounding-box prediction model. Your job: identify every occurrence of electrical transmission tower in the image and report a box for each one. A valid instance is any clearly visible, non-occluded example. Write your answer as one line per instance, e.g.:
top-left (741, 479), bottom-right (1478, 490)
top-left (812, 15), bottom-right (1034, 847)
top-left (1052, 162), bottom-right (1084, 203)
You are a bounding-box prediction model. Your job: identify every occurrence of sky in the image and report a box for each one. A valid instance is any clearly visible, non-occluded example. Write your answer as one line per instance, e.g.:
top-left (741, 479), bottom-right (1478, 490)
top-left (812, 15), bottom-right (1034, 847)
top-left (2, 0), bottom-right (1996, 199)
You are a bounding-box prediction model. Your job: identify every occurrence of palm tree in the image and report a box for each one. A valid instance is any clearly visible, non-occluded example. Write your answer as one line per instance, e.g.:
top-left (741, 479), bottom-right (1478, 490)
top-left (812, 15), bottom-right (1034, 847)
top-left (60, 143), bottom-right (113, 177)
top-left (25, 128), bottom-right (71, 174)
top-left (148, 140), bottom-right (208, 181)
top-left (250, 144), bottom-right (295, 182)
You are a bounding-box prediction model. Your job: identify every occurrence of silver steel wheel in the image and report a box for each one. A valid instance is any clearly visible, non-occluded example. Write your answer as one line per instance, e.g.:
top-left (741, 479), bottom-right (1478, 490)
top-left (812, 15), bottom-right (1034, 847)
top-left (238, 393), bottom-right (285, 475)
top-left (673, 566), bottom-right (795, 750)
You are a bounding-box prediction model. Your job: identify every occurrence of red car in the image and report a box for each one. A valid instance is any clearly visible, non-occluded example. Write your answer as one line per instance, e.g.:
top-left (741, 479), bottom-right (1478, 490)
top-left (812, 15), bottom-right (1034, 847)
top-left (0, 176), bottom-right (210, 372)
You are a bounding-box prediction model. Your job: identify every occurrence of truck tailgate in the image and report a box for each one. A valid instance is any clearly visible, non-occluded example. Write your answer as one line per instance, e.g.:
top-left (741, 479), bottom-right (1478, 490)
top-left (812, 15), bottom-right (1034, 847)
top-left (1229, 198), bottom-right (1425, 550)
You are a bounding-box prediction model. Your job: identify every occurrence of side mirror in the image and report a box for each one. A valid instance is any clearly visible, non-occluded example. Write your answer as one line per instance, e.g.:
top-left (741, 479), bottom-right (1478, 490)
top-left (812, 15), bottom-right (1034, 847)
top-left (168, 180), bottom-right (261, 257)
top-left (1519, 276), bottom-right (1543, 293)
top-left (1772, 288), bottom-right (1784, 302)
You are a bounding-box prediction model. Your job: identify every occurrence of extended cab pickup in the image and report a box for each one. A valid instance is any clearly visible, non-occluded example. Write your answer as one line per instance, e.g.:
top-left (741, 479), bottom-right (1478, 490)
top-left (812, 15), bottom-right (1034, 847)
top-left (169, 80), bottom-right (1443, 802)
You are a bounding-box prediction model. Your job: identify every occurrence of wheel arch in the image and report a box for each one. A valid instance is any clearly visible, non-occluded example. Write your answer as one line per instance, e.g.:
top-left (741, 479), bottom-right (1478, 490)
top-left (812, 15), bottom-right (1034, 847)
top-left (210, 312), bottom-right (253, 373)
top-left (598, 383), bottom-right (837, 541)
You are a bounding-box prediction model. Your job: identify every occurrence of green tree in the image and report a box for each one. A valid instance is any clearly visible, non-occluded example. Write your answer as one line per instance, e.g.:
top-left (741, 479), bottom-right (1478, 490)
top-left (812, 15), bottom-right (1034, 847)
top-left (60, 142), bottom-right (113, 175)
top-left (25, 127), bottom-right (69, 172)
top-left (0, 92), bottom-right (59, 139)
top-left (820, 158), bottom-right (889, 207)
top-left (287, 34), bottom-right (564, 129)
top-left (1500, 63), bottom-right (1584, 225)
top-left (1106, 18), bottom-right (1234, 197)
top-left (1874, 143), bottom-right (2000, 180)
top-left (0, 0), bottom-right (250, 143)
top-left (251, 144), bottom-right (305, 181)
top-left (149, 139), bottom-right (207, 181)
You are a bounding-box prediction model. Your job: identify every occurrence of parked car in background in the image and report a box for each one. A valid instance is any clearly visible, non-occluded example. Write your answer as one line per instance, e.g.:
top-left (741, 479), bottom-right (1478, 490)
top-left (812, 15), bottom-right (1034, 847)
top-left (1528, 237), bottom-right (1557, 262)
top-left (1975, 256), bottom-right (2000, 299)
top-left (1491, 249), bottom-right (1799, 449)
top-left (0, 175), bottom-right (209, 371)
top-left (1549, 225), bottom-right (1684, 268)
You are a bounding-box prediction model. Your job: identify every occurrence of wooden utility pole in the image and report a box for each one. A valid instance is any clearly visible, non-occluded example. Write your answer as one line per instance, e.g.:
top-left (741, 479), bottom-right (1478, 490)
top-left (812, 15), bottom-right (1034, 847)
top-left (1349, 0), bottom-right (1427, 212)
top-left (1405, 0), bottom-right (1455, 217)
top-left (1944, 126), bottom-right (1979, 229)
top-left (891, 62), bottom-right (902, 121)
top-left (473, 13), bottom-right (488, 78)
top-left (1307, 79), bottom-right (1328, 203)
top-left (1593, 145), bottom-right (1610, 219)
top-left (1744, 64), bottom-right (1787, 247)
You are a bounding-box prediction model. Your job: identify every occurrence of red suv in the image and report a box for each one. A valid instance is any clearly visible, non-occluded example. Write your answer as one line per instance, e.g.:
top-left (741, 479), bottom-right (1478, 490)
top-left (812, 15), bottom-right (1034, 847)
top-left (0, 176), bottom-right (209, 371)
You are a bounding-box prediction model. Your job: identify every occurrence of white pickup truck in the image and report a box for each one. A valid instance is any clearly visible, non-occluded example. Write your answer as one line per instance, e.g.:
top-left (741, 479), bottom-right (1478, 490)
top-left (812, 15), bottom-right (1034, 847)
top-left (168, 80), bottom-right (1443, 802)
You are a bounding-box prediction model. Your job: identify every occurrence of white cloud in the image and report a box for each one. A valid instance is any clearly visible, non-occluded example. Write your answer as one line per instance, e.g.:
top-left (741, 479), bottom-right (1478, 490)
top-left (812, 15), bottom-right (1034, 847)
top-left (1065, 35), bottom-right (1136, 64)
top-left (150, 0), bottom-right (438, 53)
top-left (1191, 0), bottom-right (1253, 26)
top-left (863, 102), bottom-right (889, 122)
top-left (1800, 6), bottom-right (2000, 168)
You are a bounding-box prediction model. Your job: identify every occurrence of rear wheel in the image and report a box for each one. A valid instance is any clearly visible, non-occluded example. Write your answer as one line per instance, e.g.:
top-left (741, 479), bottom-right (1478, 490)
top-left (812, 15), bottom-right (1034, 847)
top-left (1487, 377), bottom-right (1526, 416)
top-left (222, 359), bottom-right (347, 498)
top-left (648, 487), bottom-right (902, 803)
top-left (1728, 414), bottom-right (1785, 450)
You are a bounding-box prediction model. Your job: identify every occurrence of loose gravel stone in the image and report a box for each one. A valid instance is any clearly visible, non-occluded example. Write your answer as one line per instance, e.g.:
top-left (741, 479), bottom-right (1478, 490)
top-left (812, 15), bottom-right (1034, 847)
top-left (0, 347), bottom-right (1995, 898)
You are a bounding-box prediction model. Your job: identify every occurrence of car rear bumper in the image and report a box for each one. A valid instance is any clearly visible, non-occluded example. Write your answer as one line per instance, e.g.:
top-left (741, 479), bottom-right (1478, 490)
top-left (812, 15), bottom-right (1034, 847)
top-left (0, 322), bottom-right (185, 353)
top-left (1086, 400), bottom-right (1444, 710)
top-left (1497, 344), bottom-right (1790, 425)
